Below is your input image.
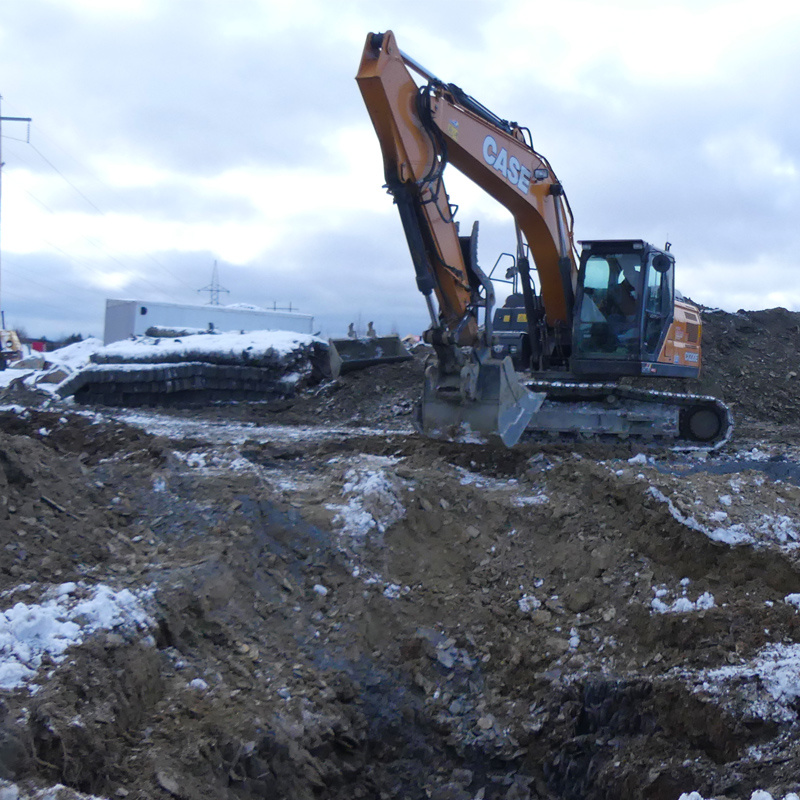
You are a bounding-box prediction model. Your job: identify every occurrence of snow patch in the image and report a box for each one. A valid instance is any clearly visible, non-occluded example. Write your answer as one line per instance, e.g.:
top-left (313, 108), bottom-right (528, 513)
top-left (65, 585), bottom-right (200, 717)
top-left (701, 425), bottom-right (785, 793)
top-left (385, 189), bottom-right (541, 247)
top-left (680, 793), bottom-right (799, 800)
top-left (98, 330), bottom-right (322, 361)
top-left (740, 447), bottom-right (772, 462)
top-left (651, 586), bottom-right (715, 614)
top-left (455, 467), bottom-right (547, 508)
top-left (689, 643), bottom-right (800, 722)
top-left (45, 338), bottom-right (104, 369)
top-left (0, 583), bottom-right (154, 691)
top-left (647, 486), bottom-right (718, 537)
top-left (512, 493), bottom-right (549, 507)
top-left (0, 780), bottom-right (110, 799)
top-left (327, 457), bottom-right (407, 539)
top-left (569, 627), bottom-right (580, 649)
top-left (647, 485), bottom-right (800, 549)
top-left (172, 448), bottom-right (259, 476)
top-left (518, 594), bottom-right (541, 613)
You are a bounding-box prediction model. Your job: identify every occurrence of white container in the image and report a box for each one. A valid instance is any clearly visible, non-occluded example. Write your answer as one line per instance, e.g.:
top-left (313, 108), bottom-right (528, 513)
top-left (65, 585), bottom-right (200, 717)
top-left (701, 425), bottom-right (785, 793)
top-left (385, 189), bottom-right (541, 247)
top-left (103, 299), bottom-right (314, 345)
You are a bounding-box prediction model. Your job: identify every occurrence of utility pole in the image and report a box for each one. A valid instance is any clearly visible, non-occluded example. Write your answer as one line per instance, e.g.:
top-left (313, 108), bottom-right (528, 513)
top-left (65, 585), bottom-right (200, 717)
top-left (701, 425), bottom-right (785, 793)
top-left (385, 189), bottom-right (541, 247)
top-left (197, 259), bottom-right (230, 305)
top-left (0, 95), bottom-right (32, 329)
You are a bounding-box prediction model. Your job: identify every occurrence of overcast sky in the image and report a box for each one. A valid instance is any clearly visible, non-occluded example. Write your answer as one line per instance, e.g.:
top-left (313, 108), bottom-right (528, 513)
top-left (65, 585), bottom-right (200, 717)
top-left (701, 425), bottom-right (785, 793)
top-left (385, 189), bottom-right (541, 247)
top-left (1, 0), bottom-right (799, 340)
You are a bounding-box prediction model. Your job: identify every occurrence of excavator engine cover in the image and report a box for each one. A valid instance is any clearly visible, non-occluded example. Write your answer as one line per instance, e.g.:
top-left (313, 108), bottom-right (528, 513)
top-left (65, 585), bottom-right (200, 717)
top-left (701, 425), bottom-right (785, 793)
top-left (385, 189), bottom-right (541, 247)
top-left (417, 353), bottom-right (545, 447)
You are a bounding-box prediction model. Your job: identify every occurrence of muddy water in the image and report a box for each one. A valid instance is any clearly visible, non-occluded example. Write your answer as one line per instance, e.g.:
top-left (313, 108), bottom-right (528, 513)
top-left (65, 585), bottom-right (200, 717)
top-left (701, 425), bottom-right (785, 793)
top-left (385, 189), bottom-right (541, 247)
top-left (661, 455), bottom-right (800, 487)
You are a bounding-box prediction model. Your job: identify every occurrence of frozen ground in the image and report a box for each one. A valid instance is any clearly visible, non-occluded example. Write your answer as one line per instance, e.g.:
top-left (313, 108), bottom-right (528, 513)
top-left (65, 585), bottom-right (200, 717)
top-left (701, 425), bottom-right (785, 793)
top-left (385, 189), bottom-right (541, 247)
top-left (1, 309), bottom-right (800, 798)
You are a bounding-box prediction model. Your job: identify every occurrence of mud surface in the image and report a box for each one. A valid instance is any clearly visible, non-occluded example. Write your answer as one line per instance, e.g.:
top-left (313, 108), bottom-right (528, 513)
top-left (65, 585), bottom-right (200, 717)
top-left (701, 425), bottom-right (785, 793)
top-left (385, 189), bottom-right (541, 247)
top-left (2, 308), bottom-right (800, 799)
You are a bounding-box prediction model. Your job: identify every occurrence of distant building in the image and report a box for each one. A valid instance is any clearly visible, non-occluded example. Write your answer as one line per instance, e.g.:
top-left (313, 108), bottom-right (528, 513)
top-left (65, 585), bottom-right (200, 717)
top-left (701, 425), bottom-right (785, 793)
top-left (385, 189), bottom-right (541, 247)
top-left (103, 299), bottom-right (314, 346)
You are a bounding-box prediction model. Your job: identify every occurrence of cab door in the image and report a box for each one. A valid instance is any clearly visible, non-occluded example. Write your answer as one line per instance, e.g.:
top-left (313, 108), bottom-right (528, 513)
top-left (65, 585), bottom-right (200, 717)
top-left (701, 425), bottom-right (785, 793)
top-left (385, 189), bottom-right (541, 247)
top-left (573, 251), bottom-right (643, 360)
top-left (641, 253), bottom-right (675, 361)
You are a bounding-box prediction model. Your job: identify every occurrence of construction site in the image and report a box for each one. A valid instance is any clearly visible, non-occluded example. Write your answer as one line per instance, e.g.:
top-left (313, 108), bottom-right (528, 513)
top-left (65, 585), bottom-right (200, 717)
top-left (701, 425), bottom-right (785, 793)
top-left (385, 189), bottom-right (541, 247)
top-left (2, 22), bottom-right (800, 800)
top-left (0, 303), bottom-right (798, 800)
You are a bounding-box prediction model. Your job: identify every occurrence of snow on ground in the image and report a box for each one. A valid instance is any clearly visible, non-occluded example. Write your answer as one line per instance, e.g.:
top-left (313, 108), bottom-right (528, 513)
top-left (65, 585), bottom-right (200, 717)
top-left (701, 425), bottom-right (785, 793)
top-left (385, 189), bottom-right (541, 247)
top-left (645, 478), bottom-right (800, 551)
top-left (44, 338), bottom-right (103, 369)
top-left (319, 455), bottom-right (415, 598)
top-left (651, 582), bottom-right (716, 614)
top-left (169, 445), bottom-right (332, 494)
top-left (457, 466), bottom-right (549, 506)
top-left (518, 593), bottom-right (542, 613)
top-left (0, 339), bottom-right (103, 392)
top-left (171, 447), bottom-right (255, 475)
top-left (0, 338), bottom-right (103, 388)
top-left (98, 330), bottom-right (322, 361)
top-left (0, 369), bottom-right (34, 389)
top-left (0, 781), bottom-right (109, 800)
top-left (105, 408), bottom-right (408, 446)
top-left (680, 792), bottom-right (800, 800)
top-left (674, 642), bottom-right (800, 723)
top-left (0, 582), bottom-right (154, 691)
top-left (512, 492), bottom-right (549, 506)
top-left (326, 455), bottom-right (408, 540)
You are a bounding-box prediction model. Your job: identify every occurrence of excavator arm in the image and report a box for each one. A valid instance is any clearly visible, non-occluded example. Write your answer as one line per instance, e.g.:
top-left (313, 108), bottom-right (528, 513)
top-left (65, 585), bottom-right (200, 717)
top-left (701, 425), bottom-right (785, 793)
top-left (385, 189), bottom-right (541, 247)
top-left (356, 31), bottom-right (577, 334)
top-left (356, 31), bottom-right (731, 449)
top-left (356, 30), bottom-right (588, 445)
top-left (422, 82), bottom-right (577, 327)
top-left (357, 32), bottom-right (480, 344)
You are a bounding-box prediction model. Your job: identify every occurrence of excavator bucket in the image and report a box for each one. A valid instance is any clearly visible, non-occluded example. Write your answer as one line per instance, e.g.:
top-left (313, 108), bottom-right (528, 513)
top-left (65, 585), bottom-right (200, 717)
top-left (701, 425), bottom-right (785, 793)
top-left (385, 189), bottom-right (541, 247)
top-left (328, 335), bottom-right (413, 374)
top-left (417, 355), bottom-right (545, 447)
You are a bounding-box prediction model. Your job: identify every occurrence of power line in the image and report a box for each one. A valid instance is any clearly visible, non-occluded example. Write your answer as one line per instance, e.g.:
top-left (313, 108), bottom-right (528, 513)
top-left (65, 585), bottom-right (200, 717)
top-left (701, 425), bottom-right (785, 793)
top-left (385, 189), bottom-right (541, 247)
top-left (3, 151), bottom-right (214, 302)
top-left (7, 176), bottom-right (190, 300)
top-left (20, 121), bottom-right (206, 296)
top-left (27, 141), bottom-right (106, 214)
top-left (2, 119), bottom-right (206, 302)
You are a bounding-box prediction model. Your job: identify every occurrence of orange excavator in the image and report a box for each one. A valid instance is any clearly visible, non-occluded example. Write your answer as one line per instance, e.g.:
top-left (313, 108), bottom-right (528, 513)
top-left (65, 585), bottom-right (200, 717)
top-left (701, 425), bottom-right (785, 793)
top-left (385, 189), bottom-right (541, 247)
top-left (356, 31), bottom-right (731, 447)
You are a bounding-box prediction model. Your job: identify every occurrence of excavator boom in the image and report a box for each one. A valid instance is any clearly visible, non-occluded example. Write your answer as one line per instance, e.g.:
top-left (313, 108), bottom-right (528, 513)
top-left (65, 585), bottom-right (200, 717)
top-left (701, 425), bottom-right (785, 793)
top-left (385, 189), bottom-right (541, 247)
top-left (357, 31), bottom-right (545, 445)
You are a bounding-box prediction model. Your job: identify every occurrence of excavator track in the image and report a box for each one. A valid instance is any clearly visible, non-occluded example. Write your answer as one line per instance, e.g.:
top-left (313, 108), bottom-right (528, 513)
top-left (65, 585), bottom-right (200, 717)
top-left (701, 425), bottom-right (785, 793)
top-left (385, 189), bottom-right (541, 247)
top-left (522, 380), bottom-right (733, 449)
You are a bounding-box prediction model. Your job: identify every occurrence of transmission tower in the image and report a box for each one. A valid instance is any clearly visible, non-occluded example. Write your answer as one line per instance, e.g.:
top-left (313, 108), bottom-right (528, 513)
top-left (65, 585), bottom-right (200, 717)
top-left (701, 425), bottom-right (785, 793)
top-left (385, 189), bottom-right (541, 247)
top-left (197, 260), bottom-right (230, 305)
top-left (0, 96), bottom-right (32, 328)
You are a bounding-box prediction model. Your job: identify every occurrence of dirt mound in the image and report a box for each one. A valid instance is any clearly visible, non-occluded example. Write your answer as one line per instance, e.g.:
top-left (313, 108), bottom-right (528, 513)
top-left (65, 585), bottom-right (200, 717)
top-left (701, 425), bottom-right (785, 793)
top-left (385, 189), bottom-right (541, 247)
top-left (697, 306), bottom-right (800, 426)
top-left (0, 409), bottom-right (168, 595)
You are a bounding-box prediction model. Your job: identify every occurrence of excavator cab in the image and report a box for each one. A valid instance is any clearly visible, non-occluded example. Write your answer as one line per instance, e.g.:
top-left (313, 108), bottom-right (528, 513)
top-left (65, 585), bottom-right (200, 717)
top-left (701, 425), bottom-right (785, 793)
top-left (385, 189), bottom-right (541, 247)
top-left (571, 240), bottom-right (695, 379)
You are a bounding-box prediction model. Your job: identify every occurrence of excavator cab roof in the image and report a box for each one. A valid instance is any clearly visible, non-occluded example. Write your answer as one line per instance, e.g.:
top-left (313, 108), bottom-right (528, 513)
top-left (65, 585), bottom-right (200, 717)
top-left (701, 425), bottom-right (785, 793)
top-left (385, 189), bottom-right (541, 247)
top-left (579, 239), bottom-right (673, 258)
top-left (580, 239), bottom-right (649, 251)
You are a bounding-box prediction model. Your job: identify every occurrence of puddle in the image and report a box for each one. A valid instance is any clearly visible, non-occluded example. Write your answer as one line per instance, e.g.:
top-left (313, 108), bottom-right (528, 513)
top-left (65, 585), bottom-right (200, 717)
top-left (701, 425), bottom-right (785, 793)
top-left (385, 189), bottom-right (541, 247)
top-left (660, 456), bottom-right (800, 487)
